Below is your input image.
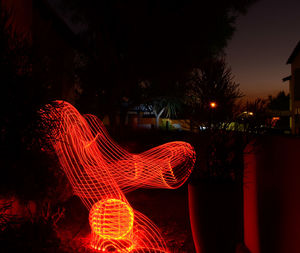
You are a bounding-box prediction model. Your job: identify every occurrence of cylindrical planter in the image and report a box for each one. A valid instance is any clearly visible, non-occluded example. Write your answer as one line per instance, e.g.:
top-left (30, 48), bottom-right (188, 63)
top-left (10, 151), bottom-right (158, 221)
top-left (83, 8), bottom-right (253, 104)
top-left (243, 136), bottom-right (300, 253)
top-left (188, 182), bottom-right (243, 253)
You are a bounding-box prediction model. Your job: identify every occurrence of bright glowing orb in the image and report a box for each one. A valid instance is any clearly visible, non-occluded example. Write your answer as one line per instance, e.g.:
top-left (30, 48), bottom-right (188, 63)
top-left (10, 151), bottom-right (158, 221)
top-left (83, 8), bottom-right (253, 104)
top-left (89, 199), bottom-right (134, 240)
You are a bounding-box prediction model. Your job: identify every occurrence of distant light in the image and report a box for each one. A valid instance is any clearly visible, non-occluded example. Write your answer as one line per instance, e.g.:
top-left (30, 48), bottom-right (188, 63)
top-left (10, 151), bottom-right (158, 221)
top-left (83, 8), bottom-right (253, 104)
top-left (242, 111), bottom-right (254, 116)
top-left (210, 102), bottom-right (217, 108)
top-left (271, 117), bottom-right (280, 127)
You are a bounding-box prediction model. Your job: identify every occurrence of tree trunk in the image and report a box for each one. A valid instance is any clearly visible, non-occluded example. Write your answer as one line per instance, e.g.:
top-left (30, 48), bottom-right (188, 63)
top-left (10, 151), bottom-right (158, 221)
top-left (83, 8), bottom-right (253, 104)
top-left (153, 108), bottom-right (165, 129)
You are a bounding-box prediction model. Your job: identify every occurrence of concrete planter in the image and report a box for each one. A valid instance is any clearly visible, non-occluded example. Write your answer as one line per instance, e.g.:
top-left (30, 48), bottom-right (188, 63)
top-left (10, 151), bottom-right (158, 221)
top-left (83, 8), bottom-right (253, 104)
top-left (243, 136), bottom-right (300, 253)
top-left (188, 182), bottom-right (243, 253)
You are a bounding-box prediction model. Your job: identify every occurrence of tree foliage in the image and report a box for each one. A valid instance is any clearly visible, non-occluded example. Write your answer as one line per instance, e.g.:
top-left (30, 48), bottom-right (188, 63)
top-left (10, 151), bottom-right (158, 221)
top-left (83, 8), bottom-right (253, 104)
top-left (268, 91), bottom-right (289, 111)
top-left (58, 0), bottom-right (257, 117)
top-left (0, 2), bottom-right (67, 202)
top-left (136, 79), bottom-right (184, 125)
top-left (185, 57), bottom-right (243, 126)
top-left (236, 98), bottom-right (268, 133)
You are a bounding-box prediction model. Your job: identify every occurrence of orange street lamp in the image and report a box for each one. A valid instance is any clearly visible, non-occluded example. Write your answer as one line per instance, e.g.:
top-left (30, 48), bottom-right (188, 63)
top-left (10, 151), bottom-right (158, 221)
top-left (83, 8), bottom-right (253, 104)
top-left (210, 102), bottom-right (217, 109)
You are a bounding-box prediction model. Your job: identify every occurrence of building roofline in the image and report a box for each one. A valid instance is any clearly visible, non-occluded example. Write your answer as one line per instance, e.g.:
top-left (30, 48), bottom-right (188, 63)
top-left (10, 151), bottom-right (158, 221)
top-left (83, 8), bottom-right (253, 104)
top-left (287, 40), bottom-right (300, 64)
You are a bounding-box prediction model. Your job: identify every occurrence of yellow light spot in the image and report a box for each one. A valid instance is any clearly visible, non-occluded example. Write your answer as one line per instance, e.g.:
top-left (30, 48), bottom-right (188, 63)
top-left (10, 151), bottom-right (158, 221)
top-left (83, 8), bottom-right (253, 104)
top-left (210, 102), bottom-right (217, 108)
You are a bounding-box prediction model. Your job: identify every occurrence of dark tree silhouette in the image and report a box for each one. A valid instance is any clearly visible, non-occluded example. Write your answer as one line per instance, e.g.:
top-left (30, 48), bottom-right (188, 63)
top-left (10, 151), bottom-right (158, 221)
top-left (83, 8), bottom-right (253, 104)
top-left (185, 57), bottom-right (243, 127)
top-left (268, 91), bottom-right (289, 111)
top-left (0, 1), bottom-right (64, 202)
top-left (58, 0), bottom-right (257, 123)
top-left (0, 5), bottom-right (71, 251)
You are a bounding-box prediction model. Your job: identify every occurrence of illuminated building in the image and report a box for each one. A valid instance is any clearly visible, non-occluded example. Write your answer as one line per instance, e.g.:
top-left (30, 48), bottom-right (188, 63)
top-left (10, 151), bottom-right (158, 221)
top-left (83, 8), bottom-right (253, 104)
top-left (283, 40), bottom-right (300, 134)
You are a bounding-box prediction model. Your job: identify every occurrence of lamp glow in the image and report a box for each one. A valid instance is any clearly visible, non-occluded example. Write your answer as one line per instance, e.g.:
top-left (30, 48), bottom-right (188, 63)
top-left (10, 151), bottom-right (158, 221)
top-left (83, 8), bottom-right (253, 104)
top-left (210, 102), bottom-right (217, 108)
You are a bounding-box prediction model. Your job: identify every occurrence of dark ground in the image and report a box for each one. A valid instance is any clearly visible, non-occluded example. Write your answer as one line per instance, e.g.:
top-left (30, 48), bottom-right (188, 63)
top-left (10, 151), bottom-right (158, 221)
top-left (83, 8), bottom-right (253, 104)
top-left (55, 186), bottom-right (195, 252)
top-left (128, 187), bottom-right (195, 253)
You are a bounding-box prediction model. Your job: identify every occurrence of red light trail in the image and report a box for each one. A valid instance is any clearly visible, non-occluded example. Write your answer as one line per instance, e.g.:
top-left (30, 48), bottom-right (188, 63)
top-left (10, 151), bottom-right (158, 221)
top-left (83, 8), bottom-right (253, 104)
top-left (41, 100), bottom-right (195, 252)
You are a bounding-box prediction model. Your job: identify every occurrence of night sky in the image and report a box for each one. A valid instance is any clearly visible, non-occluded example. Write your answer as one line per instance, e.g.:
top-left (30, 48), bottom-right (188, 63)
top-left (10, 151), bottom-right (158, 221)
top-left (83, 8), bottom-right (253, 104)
top-left (50, 0), bottom-right (300, 101)
top-left (226, 0), bottom-right (300, 101)
top-left (6, 0), bottom-right (299, 102)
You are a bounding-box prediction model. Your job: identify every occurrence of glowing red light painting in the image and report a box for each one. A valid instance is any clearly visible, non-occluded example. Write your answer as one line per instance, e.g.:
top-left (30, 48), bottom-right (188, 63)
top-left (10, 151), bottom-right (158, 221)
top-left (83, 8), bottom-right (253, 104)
top-left (41, 100), bottom-right (195, 252)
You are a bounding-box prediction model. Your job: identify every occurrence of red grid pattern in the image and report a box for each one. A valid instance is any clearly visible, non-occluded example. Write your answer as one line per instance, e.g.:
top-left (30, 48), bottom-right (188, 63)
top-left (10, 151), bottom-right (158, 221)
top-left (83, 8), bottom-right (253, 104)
top-left (42, 100), bottom-right (195, 252)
